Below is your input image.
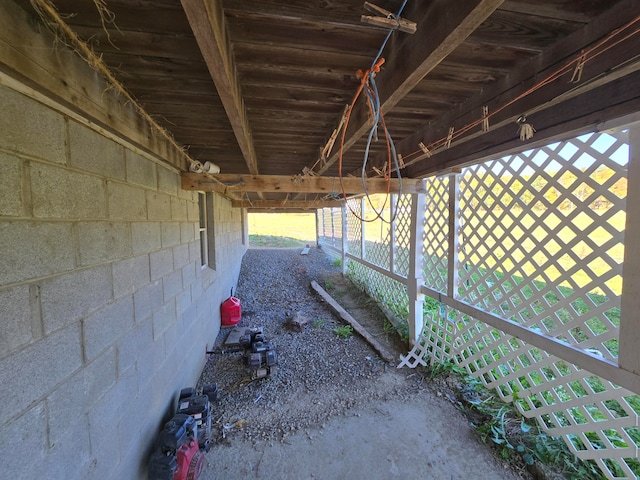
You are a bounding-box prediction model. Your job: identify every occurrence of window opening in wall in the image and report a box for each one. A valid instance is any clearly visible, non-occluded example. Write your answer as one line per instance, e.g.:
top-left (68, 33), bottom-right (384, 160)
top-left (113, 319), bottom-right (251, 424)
top-left (198, 193), bottom-right (216, 270)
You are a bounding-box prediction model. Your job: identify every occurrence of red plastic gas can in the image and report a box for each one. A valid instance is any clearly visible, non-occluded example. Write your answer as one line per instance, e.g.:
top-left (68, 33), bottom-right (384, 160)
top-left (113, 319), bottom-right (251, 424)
top-left (221, 296), bottom-right (241, 326)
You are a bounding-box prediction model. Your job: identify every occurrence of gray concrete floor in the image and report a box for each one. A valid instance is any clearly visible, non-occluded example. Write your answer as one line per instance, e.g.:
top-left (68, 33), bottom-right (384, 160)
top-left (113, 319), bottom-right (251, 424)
top-left (202, 397), bottom-right (520, 480)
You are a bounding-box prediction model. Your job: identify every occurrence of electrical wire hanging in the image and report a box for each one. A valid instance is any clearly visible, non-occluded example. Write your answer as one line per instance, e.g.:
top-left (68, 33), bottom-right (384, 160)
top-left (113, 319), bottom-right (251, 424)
top-left (338, 0), bottom-right (409, 223)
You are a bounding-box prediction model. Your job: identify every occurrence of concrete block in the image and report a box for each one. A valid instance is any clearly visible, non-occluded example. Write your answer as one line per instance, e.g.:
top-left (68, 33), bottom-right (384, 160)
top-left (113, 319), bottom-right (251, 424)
top-left (43, 422), bottom-right (92, 480)
top-left (152, 299), bottom-right (176, 341)
top-left (0, 284), bottom-right (34, 358)
top-left (135, 335), bottom-right (165, 390)
top-left (173, 243), bottom-right (190, 270)
top-left (83, 296), bottom-right (135, 361)
top-left (181, 222), bottom-right (196, 244)
top-left (108, 181), bottom-right (147, 220)
top-left (117, 383), bottom-right (154, 462)
top-left (157, 166), bottom-right (178, 195)
top-left (68, 120), bottom-right (125, 180)
top-left (40, 265), bottom-right (112, 334)
top-left (0, 323), bottom-right (82, 427)
top-left (162, 269), bottom-right (182, 301)
top-left (88, 366), bottom-right (138, 476)
top-left (175, 288), bottom-right (192, 318)
top-left (0, 152), bottom-right (23, 216)
top-left (189, 241), bottom-right (200, 264)
top-left (112, 254), bottom-right (150, 299)
top-left (0, 403), bottom-right (48, 479)
top-left (78, 221), bottom-right (132, 266)
top-left (125, 149), bottom-right (156, 189)
top-left (31, 162), bottom-right (107, 219)
top-left (47, 347), bottom-right (116, 446)
top-left (171, 196), bottom-right (188, 221)
top-left (116, 316), bottom-right (152, 375)
top-left (131, 221), bottom-right (161, 255)
top-left (181, 262), bottom-right (196, 289)
top-left (146, 190), bottom-right (171, 221)
top-left (187, 198), bottom-right (199, 222)
top-left (161, 222), bottom-right (181, 247)
top-left (133, 280), bottom-right (163, 322)
top-left (150, 248), bottom-right (173, 281)
top-left (0, 85), bottom-right (66, 164)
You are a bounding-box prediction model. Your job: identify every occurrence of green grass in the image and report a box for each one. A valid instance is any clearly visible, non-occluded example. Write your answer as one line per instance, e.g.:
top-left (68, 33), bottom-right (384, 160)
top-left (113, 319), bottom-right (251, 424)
top-left (249, 212), bottom-right (316, 243)
top-left (249, 234), bottom-right (309, 248)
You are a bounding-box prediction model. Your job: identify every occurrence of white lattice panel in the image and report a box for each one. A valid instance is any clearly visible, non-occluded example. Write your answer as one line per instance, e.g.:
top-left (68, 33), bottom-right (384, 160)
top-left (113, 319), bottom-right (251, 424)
top-left (398, 129), bottom-right (638, 479)
top-left (348, 259), bottom-right (409, 321)
top-left (363, 195), bottom-right (392, 270)
top-left (423, 177), bottom-right (450, 292)
top-left (458, 132), bottom-right (627, 362)
top-left (453, 309), bottom-right (640, 479)
top-left (393, 194), bottom-right (412, 277)
top-left (346, 198), bottom-right (362, 257)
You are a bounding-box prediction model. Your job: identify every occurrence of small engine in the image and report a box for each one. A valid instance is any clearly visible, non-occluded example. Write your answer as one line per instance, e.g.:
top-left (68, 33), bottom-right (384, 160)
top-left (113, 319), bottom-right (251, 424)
top-left (239, 327), bottom-right (278, 379)
top-left (147, 414), bottom-right (204, 480)
top-left (176, 386), bottom-right (216, 452)
top-left (148, 385), bottom-right (217, 480)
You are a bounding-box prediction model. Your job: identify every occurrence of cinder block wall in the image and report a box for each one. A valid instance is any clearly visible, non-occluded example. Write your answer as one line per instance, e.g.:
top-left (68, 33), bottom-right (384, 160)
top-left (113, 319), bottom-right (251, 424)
top-left (0, 84), bottom-right (247, 479)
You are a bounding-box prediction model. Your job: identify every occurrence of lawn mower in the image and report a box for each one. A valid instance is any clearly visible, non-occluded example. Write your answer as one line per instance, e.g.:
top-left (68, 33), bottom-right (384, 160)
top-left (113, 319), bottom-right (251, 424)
top-left (148, 385), bottom-right (217, 480)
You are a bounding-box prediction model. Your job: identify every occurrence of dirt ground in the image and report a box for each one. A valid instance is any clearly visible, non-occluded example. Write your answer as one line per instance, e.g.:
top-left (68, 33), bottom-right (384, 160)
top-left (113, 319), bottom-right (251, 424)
top-left (198, 248), bottom-right (532, 480)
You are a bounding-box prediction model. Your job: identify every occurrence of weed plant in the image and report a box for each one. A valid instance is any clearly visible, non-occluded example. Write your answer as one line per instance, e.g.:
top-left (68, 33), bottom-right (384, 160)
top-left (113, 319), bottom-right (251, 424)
top-left (333, 325), bottom-right (353, 339)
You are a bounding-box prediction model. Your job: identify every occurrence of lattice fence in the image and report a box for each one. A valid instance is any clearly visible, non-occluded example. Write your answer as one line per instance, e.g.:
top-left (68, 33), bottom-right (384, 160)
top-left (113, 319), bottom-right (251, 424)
top-left (423, 175), bottom-right (450, 293)
top-left (317, 129), bottom-right (639, 479)
top-left (344, 194), bottom-right (410, 324)
top-left (411, 130), bottom-right (639, 479)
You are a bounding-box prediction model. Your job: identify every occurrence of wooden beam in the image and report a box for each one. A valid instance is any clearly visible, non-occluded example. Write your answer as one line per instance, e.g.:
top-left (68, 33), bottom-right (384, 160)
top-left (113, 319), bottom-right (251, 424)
top-left (400, 0), bottom-right (640, 176)
top-left (0, 0), bottom-right (190, 171)
top-left (619, 124), bottom-right (640, 375)
top-left (181, 0), bottom-right (259, 175)
top-left (308, 0), bottom-right (504, 176)
top-left (311, 281), bottom-right (395, 364)
top-left (409, 66), bottom-right (640, 177)
top-left (231, 199), bottom-right (342, 209)
top-left (182, 173), bottom-right (424, 194)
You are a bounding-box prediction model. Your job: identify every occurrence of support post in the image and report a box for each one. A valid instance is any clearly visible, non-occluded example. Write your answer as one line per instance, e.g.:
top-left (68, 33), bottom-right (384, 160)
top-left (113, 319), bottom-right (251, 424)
top-left (408, 182), bottom-right (427, 344)
top-left (315, 209), bottom-right (320, 246)
top-left (360, 197), bottom-right (366, 259)
top-left (447, 174), bottom-right (461, 297)
top-left (619, 125), bottom-right (640, 374)
top-left (341, 203), bottom-right (348, 275)
top-left (390, 194), bottom-right (397, 274)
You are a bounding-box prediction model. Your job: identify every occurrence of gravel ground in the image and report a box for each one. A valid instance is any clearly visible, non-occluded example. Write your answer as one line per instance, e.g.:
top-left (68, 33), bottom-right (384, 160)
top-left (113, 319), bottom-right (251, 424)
top-left (198, 247), bottom-right (410, 444)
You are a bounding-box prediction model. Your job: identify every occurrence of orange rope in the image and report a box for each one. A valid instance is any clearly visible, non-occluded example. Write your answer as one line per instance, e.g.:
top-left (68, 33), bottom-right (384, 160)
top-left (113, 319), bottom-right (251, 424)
top-left (338, 58), bottom-right (396, 223)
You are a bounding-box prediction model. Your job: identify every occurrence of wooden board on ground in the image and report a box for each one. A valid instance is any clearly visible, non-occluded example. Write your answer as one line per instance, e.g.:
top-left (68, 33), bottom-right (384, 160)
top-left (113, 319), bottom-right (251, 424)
top-left (300, 247), bottom-right (310, 255)
top-left (311, 280), bottom-right (395, 364)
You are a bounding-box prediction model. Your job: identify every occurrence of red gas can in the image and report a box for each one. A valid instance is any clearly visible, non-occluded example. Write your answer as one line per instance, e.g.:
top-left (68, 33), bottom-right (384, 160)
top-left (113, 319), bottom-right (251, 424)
top-left (221, 296), bottom-right (241, 326)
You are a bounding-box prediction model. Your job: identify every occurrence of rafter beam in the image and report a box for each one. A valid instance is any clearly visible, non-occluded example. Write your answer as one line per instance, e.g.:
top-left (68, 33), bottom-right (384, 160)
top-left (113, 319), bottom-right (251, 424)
top-left (397, 0), bottom-right (640, 177)
top-left (308, 0), bottom-right (504, 176)
top-left (231, 199), bottom-right (342, 209)
top-left (181, 0), bottom-right (259, 175)
top-left (182, 173), bottom-right (425, 195)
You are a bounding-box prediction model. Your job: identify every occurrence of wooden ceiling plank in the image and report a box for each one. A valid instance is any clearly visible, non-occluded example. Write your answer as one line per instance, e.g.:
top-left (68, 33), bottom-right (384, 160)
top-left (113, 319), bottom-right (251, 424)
top-left (181, 0), bottom-right (260, 175)
top-left (181, 173), bottom-right (424, 195)
top-left (400, 0), bottom-right (640, 177)
top-left (310, 0), bottom-right (505, 176)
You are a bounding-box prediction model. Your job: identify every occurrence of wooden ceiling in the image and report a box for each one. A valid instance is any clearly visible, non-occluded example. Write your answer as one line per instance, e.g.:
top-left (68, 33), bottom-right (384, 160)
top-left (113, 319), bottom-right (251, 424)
top-left (23, 0), bottom-right (640, 209)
